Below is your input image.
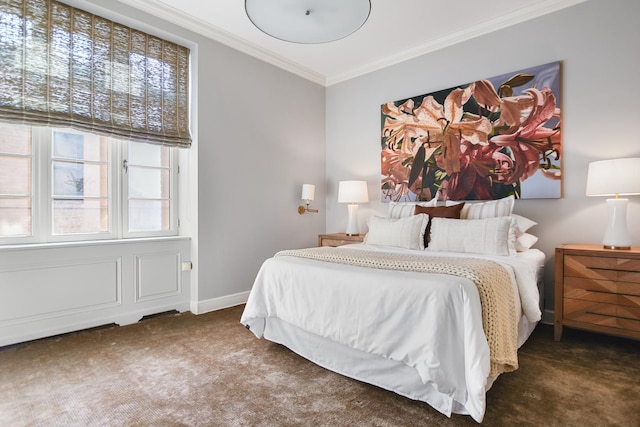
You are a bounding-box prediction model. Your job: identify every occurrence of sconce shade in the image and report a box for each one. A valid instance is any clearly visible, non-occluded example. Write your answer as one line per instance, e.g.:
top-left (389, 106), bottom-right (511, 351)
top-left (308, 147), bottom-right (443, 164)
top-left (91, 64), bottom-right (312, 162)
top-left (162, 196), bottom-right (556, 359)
top-left (338, 180), bottom-right (369, 204)
top-left (301, 184), bottom-right (315, 201)
top-left (586, 158), bottom-right (640, 196)
top-left (245, 0), bottom-right (371, 44)
top-left (586, 157), bottom-right (640, 250)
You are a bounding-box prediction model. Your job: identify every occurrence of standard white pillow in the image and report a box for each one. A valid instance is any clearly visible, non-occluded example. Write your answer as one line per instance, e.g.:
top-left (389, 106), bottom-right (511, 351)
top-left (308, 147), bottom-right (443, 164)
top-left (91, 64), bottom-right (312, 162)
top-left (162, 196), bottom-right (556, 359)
top-left (511, 214), bottom-right (537, 237)
top-left (446, 195), bottom-right (514, 219)
top-left (515, 232), bottom-right (538, 252)
top-left (364, 214), bottom-right (429, 250)
top-left (387, 198), bottom-right (438, 219)
top-left (428, 217), bottom-right (516, 256)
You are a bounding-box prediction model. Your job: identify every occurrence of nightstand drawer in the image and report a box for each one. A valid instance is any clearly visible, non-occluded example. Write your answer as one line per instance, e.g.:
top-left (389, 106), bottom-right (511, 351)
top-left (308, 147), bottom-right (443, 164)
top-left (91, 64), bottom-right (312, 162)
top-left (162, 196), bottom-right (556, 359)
top-left (564, 299), bottom-right (640, 329)
top-left (317, 233), bottom-right (365, 247)
top-left (565, 255), bottom-right (640, 283)
top-left (564, 277), bottom-right (640, 304)
top-left (321, 237), bottom-right (357, 247)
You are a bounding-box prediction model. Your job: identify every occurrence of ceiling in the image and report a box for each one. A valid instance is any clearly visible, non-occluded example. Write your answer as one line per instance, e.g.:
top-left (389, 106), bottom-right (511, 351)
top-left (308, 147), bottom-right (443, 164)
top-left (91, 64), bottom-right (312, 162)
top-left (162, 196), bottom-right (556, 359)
top-left (116, 0), bottom-right (586, 86)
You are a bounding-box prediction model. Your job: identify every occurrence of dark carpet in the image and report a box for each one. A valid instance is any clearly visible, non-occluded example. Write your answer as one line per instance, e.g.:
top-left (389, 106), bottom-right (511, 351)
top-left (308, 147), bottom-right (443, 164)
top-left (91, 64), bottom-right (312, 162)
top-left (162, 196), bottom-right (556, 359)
top-left (0, 305), bottom-right (638, 426)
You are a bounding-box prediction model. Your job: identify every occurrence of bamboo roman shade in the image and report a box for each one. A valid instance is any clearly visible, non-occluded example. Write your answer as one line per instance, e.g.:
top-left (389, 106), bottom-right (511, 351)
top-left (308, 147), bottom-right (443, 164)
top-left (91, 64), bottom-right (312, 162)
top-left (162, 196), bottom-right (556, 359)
top-left (0, 0), bottom-right (191, 147)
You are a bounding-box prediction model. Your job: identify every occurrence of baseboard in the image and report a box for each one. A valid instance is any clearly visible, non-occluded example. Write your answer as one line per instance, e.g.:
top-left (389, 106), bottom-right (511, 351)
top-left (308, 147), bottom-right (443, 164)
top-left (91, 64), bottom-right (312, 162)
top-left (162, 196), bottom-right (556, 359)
top-left (541, 309), bottom-right (554, 325)
top-left (192, 291), bottom-right (250, 315)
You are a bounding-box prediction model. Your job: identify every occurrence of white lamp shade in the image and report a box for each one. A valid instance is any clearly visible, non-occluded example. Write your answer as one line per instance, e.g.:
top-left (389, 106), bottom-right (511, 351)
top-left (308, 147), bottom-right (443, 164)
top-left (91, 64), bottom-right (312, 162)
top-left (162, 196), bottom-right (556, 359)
top-left (245, 0), bottom-right (370, 44)
top-left (301, 184), bottom-right (315, 201)
top-left (586, 158), bottom-right (640, 196)
top-left (338, 180), bottom-right (369, 203)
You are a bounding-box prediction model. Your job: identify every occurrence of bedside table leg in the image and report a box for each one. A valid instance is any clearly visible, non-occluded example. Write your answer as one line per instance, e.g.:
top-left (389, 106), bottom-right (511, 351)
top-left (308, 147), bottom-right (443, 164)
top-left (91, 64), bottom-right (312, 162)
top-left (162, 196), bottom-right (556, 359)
top-left (554, 324), bottom-right (562, 341)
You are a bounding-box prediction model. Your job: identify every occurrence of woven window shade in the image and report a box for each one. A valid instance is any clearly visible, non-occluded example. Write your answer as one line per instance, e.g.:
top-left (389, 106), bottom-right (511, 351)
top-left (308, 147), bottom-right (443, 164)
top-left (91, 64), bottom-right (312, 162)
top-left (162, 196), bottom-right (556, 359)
top-left (0, 0), bottom-right (191, 147)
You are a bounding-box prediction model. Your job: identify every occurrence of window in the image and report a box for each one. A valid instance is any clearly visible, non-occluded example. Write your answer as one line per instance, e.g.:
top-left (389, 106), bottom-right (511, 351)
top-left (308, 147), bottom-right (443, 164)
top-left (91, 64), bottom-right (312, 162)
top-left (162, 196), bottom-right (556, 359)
top-left (1, 1), bottom-right (188, 244)
top-left (51, 130), bottom-right (110, 235)
top-left (125, 141), bottom-right (175, 236)
top-left (0, 123), bottom-right (32, 238)
top-left (0, 124), bottom-right (177, 244)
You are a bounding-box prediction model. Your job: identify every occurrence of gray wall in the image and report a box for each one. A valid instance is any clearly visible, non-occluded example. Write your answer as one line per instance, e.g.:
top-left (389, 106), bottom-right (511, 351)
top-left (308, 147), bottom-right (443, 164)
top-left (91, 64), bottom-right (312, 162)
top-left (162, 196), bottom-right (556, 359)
top-left (325, 0), bottom-right (640, 315)
top-left (84, 0), bottom-right (326, 304)
top-left (197, 44), bottom-right (326, 301)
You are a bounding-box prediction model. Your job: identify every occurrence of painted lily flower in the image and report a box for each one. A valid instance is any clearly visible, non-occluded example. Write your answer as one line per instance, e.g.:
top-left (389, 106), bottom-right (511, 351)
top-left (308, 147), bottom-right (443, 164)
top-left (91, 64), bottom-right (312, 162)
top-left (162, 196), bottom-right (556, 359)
top-left (382, 87), bottom-right (492, 176)
top-left (490, 87), bottom-right (561, 182)
top-left (438, 141), bottom-right (514, 200)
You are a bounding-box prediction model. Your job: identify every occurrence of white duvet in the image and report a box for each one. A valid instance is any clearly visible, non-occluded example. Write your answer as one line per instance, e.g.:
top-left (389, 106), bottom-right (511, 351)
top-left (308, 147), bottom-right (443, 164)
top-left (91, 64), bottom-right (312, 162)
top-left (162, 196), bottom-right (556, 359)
top-left (240, 244), bottom-right (544, 422)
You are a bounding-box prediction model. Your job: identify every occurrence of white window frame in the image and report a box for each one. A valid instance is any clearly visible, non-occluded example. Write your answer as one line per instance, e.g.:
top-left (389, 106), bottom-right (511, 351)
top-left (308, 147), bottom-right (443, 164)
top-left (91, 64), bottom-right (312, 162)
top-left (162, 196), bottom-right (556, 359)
top-left (0, 125), bottom-right (179, 245)
top-left (122, 141), bottom-right (178, 239)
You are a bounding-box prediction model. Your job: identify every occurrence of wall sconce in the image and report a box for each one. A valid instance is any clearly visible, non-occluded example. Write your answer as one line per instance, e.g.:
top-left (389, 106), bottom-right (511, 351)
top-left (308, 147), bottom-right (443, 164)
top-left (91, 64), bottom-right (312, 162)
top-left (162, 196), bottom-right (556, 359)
top-left (298, 184), bottom-right (318, 214)
top-left (338, 180), bottom-right (369, 235)
top-left (586, 157), bottom-right (640, 250)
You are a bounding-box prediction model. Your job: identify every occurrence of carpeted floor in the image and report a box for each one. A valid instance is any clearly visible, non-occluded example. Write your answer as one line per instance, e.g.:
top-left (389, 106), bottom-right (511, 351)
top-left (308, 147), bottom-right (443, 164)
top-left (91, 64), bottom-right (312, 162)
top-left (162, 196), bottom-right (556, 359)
top-left (0, 305), bottom-right (638, 426)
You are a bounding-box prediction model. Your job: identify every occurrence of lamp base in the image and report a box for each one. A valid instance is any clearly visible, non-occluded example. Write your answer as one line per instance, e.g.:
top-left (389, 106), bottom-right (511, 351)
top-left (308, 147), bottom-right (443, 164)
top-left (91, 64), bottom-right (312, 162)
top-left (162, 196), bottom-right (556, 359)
top-left (602, 198), bottom-right (631, 250)
top-left (602, 244), bottom-right (631, 251)
top-left (345, 203), bottom-right (359, 236)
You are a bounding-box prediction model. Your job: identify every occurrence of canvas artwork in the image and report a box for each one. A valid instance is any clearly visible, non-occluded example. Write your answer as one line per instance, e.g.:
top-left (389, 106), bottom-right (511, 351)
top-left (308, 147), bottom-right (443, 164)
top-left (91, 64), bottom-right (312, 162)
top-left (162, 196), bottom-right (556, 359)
top-left (381, 61), bottom-right (562, 202)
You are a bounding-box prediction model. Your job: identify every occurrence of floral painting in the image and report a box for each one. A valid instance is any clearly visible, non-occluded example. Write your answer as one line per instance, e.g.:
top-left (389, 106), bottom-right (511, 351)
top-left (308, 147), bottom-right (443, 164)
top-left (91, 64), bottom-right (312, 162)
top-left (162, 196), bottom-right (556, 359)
top-left (381, 61), bottom-right (561, 201)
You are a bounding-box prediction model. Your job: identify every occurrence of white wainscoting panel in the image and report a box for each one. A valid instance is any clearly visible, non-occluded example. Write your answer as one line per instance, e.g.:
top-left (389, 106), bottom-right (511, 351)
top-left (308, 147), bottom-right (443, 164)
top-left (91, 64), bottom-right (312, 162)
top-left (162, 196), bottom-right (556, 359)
top-left (0, 237), bottom-right (191, 347)
top-left (135, 251), bottom-right (181, 302)
top-left (0, 258), bottom-right (121, 324)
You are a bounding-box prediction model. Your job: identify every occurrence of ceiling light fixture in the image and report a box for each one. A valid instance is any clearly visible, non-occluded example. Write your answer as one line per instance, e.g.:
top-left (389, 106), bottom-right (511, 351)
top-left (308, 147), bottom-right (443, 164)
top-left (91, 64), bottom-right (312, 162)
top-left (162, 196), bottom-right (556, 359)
top-left (245, 0), bottom-right (371, 44)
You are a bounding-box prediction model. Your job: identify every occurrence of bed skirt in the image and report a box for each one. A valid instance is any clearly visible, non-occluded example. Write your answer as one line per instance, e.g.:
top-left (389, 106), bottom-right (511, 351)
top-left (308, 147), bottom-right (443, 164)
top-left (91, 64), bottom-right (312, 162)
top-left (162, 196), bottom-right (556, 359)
top-left (257, 313), bottom-right (537, 420)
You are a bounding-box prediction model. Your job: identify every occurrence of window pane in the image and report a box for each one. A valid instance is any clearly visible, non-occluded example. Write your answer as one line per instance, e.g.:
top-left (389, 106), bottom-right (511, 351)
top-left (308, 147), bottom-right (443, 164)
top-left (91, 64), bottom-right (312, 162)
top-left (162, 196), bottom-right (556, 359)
top-left (0, 155), bottom-right (31, 194)
top-left (52, 161), bottom-right (84, 196)
top-left (0, 198), bottom-right (31, 237)
top-left (53, 131), bottom-right (108, 162)
top-left (52, 161), bottom-right (108, 198)
top-left (53, 199), bottom-right (108, 234)
top-left (129, 142), bottom-right (169, 168)
top-left (0, 124), bottom-right (31, 155)
top-left (128, 199), bottom-right (170, 232)
top-left (129, 167), bottom-right (170, 199)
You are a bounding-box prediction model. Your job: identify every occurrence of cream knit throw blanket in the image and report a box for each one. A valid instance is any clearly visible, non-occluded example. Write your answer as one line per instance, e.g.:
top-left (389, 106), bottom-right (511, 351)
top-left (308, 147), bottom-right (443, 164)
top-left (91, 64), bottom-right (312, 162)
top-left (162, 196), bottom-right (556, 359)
top-left (276, 247), bottom-right (518, 377)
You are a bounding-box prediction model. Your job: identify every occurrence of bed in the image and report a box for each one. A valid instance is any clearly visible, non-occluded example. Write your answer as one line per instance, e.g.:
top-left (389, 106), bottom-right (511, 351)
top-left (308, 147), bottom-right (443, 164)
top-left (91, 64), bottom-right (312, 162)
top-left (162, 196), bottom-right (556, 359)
top-left (241, 197), bottom-right (544, 423)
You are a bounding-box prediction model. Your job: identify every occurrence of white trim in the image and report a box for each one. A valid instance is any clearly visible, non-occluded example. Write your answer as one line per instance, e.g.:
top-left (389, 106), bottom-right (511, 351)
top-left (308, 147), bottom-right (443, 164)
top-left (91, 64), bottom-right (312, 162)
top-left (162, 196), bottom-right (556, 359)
top-left (327, 0), bottom-right (588, 85)
top-left (542, 309), bottom-right (554, 326)
top-left (115, 0), bottom-right (325, 85)
top-left (192, 291), bottom-right (250, 315)
top-left (116, 0), bottom-right (587, 87)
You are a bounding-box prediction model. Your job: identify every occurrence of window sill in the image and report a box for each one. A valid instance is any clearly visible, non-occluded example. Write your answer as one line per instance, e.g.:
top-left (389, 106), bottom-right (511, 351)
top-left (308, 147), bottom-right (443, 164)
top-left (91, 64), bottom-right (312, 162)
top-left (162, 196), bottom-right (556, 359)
top-left (0, 236), bottom-right (191, 252)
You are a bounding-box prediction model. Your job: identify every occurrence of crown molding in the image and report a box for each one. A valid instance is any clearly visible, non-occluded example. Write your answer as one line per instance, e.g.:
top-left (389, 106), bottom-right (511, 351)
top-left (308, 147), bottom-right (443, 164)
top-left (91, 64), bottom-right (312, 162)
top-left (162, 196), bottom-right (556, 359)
top-left (326, 0), bottom-right (589, 85)
top-left (115, 0), bottom-right (326, 86)
top-left (117, 0), bottom-right (587, 88)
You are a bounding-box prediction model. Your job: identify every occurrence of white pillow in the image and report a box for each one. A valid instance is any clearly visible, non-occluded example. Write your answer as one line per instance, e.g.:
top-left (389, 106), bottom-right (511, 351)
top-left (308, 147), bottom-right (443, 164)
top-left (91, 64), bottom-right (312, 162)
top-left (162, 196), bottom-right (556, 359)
top-left (387, 198), bottom-right (438, 219)
top-left (364, 214), bottom-right (429, 250)
top-left (428, 217), bottom-right (516, 256)
top-left (515, 232), bottom-right (538, 252)
top-left (446, 195), bottom-right (514, 219)
top-left (511, 214), bottom-right (537, 237)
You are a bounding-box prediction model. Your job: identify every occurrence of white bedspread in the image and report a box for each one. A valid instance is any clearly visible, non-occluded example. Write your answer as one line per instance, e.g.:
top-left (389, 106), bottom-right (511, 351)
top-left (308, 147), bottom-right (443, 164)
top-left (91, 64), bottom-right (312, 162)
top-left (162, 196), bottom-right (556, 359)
top-left (240, 244), bottom-right (544, 422)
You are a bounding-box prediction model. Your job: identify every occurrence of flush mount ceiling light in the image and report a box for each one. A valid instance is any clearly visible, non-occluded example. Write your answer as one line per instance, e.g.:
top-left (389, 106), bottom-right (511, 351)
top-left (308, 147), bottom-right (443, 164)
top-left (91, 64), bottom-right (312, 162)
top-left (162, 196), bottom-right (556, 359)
top-left (245, 0), bottom-right (371, 44)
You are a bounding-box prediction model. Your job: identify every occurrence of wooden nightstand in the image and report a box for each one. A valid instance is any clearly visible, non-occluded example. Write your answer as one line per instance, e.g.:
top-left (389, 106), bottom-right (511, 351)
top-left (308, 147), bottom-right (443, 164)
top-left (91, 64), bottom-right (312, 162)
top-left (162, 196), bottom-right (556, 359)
top-left (318, 233), bottom-right (365, 247)
top-left (554, 244), bottom-right (640, 341)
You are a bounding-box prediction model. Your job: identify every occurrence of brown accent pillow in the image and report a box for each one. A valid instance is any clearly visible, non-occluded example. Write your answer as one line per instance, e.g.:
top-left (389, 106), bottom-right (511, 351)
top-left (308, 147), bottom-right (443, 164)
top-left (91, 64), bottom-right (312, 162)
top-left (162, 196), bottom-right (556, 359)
top-left (414, 203), bottom-right (466, 247)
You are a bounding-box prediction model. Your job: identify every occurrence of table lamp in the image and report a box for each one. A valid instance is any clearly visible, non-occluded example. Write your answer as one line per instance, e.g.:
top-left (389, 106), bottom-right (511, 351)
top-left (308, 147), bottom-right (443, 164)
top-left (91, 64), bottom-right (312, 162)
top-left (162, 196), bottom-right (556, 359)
top-left (338, 180), bottom-right (369, 236)
top-left (586, 157), bottom-right (640, 249)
